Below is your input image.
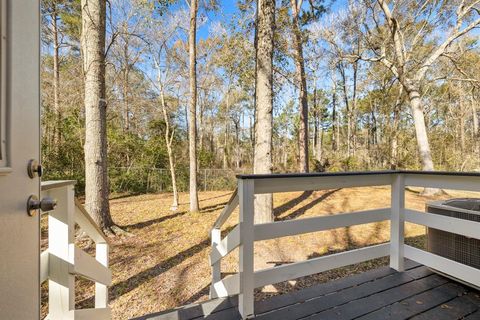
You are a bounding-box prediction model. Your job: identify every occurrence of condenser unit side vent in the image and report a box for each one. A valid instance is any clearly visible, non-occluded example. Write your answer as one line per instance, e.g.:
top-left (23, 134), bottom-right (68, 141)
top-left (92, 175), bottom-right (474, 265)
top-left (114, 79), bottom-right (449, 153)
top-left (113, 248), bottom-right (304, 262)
top-left (427, 198), bottom-right (480, 271)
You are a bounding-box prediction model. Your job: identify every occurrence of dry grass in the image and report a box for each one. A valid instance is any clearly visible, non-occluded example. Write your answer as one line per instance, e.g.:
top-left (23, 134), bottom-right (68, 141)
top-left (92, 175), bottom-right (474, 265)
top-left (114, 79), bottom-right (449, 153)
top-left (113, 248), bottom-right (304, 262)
top-left (41, 186), bottom-right (480, 319)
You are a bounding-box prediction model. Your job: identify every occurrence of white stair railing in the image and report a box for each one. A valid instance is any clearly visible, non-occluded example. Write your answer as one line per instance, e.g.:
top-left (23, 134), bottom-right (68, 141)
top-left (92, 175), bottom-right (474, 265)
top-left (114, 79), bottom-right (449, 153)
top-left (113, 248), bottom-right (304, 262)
top-left (41, 180), bottom-right (111, 320)
top-left (210, 171), bottom-right (480, 319)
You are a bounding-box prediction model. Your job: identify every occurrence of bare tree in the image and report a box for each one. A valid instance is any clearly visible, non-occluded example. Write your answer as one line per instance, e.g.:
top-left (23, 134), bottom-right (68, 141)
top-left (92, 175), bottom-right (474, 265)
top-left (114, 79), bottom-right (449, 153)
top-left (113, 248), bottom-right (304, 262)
top-left (188, 0), bottom-right (200, 212)
top-left (81, 0), bottom-right (114, 231)
top-left (254, 0), bottom-right (275, 223)
top-left (147, 13), bottom-right (184, 211)
top-left (110, 1), bottom-right (146, 133)
top-left (363, 0), bottom-right (480, 173)
top-left (159, 85), bottom-right (179, 211)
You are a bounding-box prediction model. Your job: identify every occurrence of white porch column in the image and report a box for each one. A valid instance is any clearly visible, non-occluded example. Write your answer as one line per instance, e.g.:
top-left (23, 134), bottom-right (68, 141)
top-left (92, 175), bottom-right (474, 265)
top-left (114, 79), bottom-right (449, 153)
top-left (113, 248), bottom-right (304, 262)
top-left (47, 185), bottom-right (75, 319)
top-left (390, 173), bottom-right (405, 271)
top-left (238, 179), bottom-right (255, 319)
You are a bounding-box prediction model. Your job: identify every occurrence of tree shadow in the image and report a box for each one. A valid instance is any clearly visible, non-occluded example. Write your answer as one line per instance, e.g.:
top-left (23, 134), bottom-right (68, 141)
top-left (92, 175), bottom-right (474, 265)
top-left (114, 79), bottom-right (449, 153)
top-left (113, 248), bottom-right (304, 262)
top-left (131, 290), bottom-right (240, 320)
top-left (198, 192), bottom-right (234, 203)
top-left (77, 236), bottom-right (212, 308)
top-left (181, 284), bottom-right (211, 306)
top-left (201, 202), bottom-right (230, 213)
top-left (122, 211), bottom-right (189, 230)
top-left (179, 272), bottom-right (236, 306)
top-left (277, 189), bottom-right (341, 221)
top-left (253, 236), bottom-right (430, 313)
top-left (111, 193), bottom-right (157, 203)
top-left (274, 191), bottom-right (314, 217)
top-left (104, 225), bottom-right (236, 303)
top-left (120, 202), bottom-right (229, 230)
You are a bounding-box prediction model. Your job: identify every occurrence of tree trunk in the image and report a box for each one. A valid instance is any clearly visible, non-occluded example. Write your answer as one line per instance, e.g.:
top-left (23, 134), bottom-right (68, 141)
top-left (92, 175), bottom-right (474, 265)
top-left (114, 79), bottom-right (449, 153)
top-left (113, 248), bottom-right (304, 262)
top-left (122, 23), bottom-right (130, 133)
top-left (290, 0), bottom-right (309, 172)
top-left (52, 4), bottom-right (61, 148)
top-left (312, 90), bottom-right (319, 162)
top-left (406, 88), bottom-right (434, 171)
top-left (370, 109), bottom-right (377, 145)
top-left (316, 125), bottom-right (323, 163)
top-left (460, 99), bottom-right (466, 155)
top-left (405, 86), bottom-right (439, 195)
top-left (159, 89), bottom-right (179, 210)
top-left (81, 0), bottom-right (113, 230)
top-left (199, 91), bottom-right (204, 150)
top-left (351, 59), bottom-right (358, 155)
top-left (253, 0), bottom-right (275, 224)
top-left (390, 91), bottom-right (402, 170)
top-left (188, 0), bottom-right (199, 212)
top-left (338, 64), bottom-right (351, 157)
top-left (312, 88), bottom-right (323, 163)
top-left (223, 91), bottom-right (229, 169)
top-left (234, 119), bottom-right (241, 169)
top-left (470, 89), bottom-right (479, 156)
top-left (331, 72), bottom-right (338, 151)
top-left (123, 67), bottom-right (130, 132)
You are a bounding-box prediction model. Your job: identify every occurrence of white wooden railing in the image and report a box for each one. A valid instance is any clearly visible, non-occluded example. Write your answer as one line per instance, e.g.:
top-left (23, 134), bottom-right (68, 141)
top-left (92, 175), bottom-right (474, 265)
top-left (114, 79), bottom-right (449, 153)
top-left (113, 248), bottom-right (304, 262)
top-left (41, 181), bottom-right (112, 320)
top-left (209, 171), bottom-right (480, 319)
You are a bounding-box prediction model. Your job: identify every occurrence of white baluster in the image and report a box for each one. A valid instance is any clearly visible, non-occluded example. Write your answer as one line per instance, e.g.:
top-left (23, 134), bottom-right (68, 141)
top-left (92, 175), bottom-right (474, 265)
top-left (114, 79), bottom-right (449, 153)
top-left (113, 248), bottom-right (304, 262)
top-left (210, 228), bottom-right (222, 298)
top-left (95, 242), bottom-right (109, 308)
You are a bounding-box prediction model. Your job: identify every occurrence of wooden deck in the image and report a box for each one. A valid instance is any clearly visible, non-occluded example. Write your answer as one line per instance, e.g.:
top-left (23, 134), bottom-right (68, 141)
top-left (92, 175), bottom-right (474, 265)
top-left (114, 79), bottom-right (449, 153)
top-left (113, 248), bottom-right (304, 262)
top-left (135, 260), bottom-right (480, 320)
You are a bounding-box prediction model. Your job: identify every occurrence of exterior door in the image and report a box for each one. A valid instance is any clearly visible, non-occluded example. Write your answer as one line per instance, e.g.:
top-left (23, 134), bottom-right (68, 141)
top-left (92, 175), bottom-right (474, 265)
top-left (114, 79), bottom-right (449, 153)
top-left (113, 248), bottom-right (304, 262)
top-left (0, 1), bottom-right (41, 319)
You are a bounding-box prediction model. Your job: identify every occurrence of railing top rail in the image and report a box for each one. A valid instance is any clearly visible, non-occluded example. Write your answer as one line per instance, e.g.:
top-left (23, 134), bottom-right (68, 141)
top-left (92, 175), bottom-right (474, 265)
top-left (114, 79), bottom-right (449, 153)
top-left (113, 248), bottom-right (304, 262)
top-left (236, 170), bottom-right (480, 180)
top-left (213, 188), bottom-right (238, 229)
top-left (41, 180), bottom-right (76, 191)
top-left (401, 170), bottom-right (480, 177)
top-left (74, 198), bottom-right (109, 243)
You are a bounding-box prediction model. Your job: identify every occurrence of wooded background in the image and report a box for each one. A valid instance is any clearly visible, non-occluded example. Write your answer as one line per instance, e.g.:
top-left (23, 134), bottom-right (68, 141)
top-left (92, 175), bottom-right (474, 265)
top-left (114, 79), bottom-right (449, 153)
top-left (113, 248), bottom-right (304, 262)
top-left (41, 0), bottom-right (480, 221)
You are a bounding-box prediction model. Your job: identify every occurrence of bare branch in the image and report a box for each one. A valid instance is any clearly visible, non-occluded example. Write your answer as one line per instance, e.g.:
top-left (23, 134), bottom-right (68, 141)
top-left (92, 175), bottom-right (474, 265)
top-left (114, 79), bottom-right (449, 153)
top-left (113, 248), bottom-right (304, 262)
top-left (415, 16), bottom-right (480, 82)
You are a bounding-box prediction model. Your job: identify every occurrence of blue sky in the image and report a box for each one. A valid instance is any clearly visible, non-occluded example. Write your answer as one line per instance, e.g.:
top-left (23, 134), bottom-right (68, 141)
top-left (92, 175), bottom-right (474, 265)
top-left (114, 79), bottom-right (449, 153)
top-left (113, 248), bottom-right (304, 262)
top-left (197, 0), bottom-right (348, 40)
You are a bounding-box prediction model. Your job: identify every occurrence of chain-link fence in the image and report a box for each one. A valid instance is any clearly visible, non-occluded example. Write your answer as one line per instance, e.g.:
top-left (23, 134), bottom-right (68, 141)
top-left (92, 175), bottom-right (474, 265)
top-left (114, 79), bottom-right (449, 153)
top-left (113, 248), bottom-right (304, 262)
top-left (109, 167), bottom-right (248, 194)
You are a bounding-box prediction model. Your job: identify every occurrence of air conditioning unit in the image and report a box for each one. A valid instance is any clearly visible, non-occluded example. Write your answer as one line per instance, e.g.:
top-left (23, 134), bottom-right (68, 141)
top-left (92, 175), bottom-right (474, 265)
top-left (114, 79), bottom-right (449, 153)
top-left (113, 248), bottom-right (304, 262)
top-left (426, 198), bottom-right (480, 287)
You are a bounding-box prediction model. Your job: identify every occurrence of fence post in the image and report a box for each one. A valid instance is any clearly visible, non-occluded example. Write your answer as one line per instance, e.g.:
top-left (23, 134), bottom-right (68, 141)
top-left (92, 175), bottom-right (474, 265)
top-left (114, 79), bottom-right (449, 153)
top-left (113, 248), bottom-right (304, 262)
top-left (238, 179), bottom-right (255, 319)
top-left (47, 184), bottom-right (75, 319)
top-left (209, 228), bottom-right (222, 298)
top-left (204, 169), bottom-right (207, 192)
top-left (390, 173), bottom-right (405, 271)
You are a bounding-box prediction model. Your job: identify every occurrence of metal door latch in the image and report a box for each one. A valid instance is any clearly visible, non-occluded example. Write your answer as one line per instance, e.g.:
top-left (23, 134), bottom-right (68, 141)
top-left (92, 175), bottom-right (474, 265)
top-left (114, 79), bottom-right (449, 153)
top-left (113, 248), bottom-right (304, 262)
top-left (27, 195), bottom-right (57, 216)
top-left (27, 159), bottom-right (43, 178)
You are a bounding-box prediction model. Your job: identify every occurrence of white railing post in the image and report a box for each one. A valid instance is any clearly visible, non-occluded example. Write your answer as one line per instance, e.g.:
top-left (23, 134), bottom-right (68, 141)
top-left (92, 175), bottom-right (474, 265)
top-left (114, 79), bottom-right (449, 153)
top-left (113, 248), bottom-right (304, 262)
top-left (47, 184), bottom-right (75, 319)
top-left (209, 228), bottom-right (222, 298)
top-left (238, 179), bottom-right (255, 319)
top-left (95, 242), bottom-right (109, 308)
top-left (390, 173), bottom-right (405, 271)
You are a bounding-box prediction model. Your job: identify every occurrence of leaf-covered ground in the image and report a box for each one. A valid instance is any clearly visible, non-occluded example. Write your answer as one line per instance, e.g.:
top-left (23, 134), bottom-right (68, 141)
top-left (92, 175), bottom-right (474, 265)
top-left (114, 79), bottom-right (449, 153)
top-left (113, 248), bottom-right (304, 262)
top-left (41, 187), bottom-right (480, 319)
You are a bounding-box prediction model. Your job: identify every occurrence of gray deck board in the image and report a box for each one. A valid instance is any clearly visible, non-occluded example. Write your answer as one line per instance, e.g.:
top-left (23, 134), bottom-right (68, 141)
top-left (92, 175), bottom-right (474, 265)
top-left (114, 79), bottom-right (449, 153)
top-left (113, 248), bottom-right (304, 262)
top-left (255, 267), bottom-right (432, 320)
top-left (465, 310), bottom-right (480, 319)
top-left (303, 274), bottom-right (448, 320)
top-left (409, 292), bottom-right (480, 320)
top-left (135, 260), bottom-right (480, 320)
top-left (355, 282), bottom-right (467, 320)
top-left (254, 259), bottom-right (420, 315)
